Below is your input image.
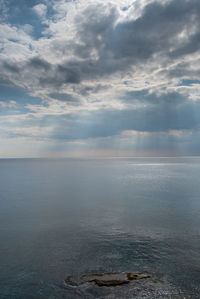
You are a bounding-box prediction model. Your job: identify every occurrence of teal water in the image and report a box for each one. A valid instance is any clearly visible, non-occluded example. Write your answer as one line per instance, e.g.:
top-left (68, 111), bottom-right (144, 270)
top-left (0, 157), bottom-right (200, 298)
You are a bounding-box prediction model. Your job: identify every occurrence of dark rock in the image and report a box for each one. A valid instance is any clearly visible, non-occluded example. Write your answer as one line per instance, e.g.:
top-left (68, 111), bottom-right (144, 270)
top-left (65, 272), bottom-right (152, 287)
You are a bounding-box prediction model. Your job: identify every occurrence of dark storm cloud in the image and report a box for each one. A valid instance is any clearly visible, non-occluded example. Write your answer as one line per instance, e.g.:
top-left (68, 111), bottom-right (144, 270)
top-left (2, 61), bottom-right (20, 73)
top-left (36, 0), bottom-right (200, 87)
top-left (111, 0), bottom-right (200, 60)
top-left (1, 0), bottom-right (200, 90)
top-left (56, 64), bottom-right (81, 84)
top-left (73, 5), bottom-right (118, 59)
top-left (52, 0), bottom-right (200, 84)
top-left (28, 57), bottom-right (51, 70)
top-left (38, 64), bottom-right (81, 87)
top-left (170, 31), bottom-right (200, 58)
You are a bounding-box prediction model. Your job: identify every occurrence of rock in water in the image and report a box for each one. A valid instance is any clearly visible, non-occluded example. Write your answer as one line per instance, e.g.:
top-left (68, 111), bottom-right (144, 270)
top-left (65, 272), bottom-right (152, 287)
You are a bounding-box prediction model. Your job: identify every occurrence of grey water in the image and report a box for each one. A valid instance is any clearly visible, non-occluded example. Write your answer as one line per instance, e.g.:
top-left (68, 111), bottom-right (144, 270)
top-left (0, 157), bottom-right (200, 298)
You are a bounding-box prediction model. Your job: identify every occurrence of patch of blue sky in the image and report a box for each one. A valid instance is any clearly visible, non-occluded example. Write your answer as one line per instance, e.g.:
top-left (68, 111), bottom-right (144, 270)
top-left (177, 79), bottom-right (200, 86)
top-left (4, 0), bottom-right (50, 39)
top-left (0, 85), bottom-right (42, 105)
top-left (121, 6), bottom-right (131, 11)
top-left (0, 107), bottom-right (19, 116)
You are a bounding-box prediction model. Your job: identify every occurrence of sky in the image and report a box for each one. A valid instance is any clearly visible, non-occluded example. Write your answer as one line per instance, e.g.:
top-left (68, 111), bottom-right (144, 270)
top-left (0, 0), bottom-right (200, 157)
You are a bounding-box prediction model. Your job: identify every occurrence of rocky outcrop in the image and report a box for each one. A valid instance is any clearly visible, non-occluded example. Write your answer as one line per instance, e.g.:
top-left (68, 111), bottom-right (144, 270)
top-left (65, 272), bottom-right (152, 287)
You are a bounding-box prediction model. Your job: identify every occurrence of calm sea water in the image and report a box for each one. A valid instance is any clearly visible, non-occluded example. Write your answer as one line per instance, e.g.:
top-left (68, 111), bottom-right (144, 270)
top-left (0, 157), bottom-right (200, 298)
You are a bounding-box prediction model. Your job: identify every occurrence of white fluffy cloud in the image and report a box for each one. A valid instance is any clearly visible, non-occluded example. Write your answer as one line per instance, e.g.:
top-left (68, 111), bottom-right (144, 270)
top-left (32, 3), bottom-right (47, 19)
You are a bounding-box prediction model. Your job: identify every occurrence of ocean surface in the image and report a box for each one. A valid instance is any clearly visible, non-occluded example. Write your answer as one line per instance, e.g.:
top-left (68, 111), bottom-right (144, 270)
top-left (0, 157), bottom-right (200, 298)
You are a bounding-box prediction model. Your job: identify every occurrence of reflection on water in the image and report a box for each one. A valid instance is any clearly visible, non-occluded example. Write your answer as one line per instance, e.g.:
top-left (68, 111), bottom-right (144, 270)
top-left (0, 157), bottom-right (200, 298)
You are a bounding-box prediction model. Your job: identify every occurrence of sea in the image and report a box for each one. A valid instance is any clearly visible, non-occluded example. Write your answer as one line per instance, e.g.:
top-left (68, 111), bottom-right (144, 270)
top-left (0, 157), bottom-right (200, 298)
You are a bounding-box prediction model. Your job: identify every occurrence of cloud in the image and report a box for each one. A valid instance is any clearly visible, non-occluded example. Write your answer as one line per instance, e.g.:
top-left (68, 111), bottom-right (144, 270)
top-left (0, 0), bottom-right (9, 21)
top-left (2, 0), bottom-right (200, 90)
top-left (0, 100), bottom-right (16, 108)
top-left (0, 0), bottom-right (200, 156)
top-left (32, 3), bottom-right (47, 19)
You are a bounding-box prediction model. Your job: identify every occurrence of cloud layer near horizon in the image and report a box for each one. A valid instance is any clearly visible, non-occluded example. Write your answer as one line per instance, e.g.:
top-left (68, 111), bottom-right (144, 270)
top-left (0, 0), bottom-right (200, 157)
